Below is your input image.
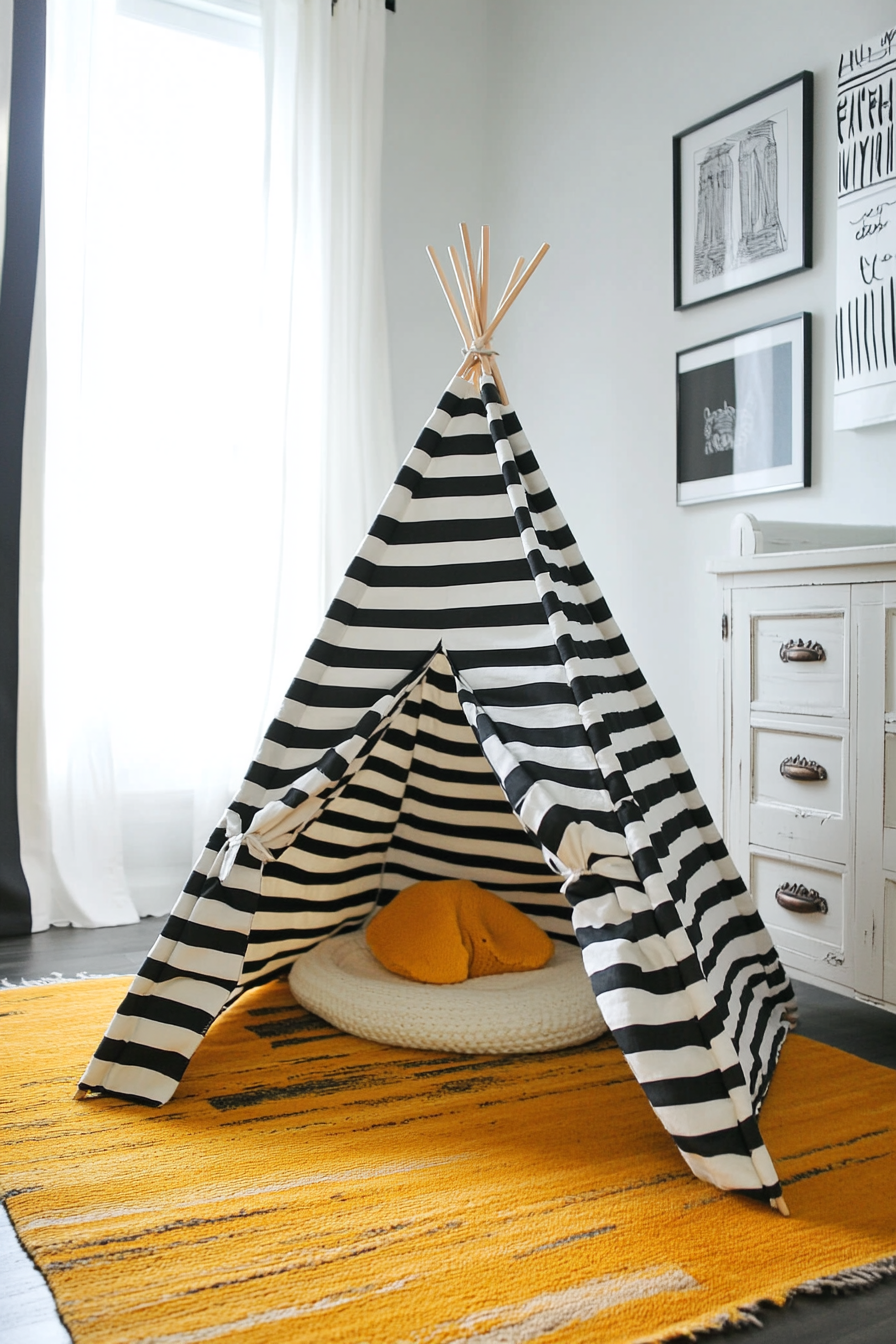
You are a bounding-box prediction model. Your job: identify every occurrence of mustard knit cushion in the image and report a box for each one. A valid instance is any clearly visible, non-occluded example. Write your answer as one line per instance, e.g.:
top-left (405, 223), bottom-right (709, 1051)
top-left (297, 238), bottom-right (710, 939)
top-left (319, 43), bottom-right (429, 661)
top-left (365, 879), bottom-right (554, 983)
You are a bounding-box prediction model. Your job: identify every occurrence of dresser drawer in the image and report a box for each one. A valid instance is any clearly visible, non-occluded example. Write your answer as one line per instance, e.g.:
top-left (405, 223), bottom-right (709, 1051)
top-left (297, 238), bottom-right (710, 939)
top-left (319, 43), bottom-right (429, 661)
top-left (750, 724), bottom-right (847, 863)
top-left (884, 732), bottom-right (896, 873)
top-left (886, 606), bottom-right (896, 717)
top-left (751, 851), bottom-right (849, 985)
top-left (752, 610), bottom-right (847, 716)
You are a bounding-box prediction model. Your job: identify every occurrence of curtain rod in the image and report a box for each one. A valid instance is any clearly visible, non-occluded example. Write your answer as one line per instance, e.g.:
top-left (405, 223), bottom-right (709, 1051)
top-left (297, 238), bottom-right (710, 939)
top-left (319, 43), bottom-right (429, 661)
top-left (332, 2), bottom-right (395, 10)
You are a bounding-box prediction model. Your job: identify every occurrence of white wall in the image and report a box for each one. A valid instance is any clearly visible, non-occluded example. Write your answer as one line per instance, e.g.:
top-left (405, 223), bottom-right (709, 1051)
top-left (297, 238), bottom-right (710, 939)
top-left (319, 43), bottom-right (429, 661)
top-left (382, 0), bottom-right (896, 820)
top-left (381, 0), bottom-right (488, 455)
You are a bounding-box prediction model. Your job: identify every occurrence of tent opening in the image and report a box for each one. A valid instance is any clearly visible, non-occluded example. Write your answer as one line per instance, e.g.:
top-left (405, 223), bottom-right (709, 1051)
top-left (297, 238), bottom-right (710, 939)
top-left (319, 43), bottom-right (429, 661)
top-left (241, 648), bottom-right (572, 985)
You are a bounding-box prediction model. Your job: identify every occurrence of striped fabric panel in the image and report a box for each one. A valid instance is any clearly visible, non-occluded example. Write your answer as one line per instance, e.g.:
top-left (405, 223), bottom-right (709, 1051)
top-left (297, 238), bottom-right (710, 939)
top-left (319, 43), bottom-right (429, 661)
top-left (568, 875), bottom-right (783, 1199)
top-left (375, 655), bottom-right (572, 942)
top-left (239, 653), bottom-right (571, 983)
top-left (441, 386), bottom-right (793, 1199)
top-left (80, 375), bottom-right (795, 1203)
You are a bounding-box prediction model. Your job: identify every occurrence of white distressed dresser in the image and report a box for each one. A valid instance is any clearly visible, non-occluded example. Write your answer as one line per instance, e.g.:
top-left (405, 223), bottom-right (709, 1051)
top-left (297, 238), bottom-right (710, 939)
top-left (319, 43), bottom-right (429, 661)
top-left (709, 514), bottom-right (896, 1012)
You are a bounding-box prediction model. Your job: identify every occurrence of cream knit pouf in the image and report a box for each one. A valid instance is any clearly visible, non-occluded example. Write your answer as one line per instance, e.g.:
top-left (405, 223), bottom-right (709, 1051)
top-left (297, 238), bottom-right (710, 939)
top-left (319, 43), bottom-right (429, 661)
top-left (288, 930), bottom-right (608, 1054)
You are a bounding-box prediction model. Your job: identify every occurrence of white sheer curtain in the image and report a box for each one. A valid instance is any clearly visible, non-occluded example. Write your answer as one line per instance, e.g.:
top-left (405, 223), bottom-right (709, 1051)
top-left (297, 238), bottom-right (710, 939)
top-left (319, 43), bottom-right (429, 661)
top-left (18, 0), bottom-right (395, 930)
top-left (261, 0), bottom-right (395, 612)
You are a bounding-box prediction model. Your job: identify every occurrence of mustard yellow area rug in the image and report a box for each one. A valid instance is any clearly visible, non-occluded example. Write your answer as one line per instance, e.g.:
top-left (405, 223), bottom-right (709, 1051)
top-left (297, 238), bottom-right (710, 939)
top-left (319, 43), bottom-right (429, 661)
top-left (2, 977), bottom-right (895, 1344)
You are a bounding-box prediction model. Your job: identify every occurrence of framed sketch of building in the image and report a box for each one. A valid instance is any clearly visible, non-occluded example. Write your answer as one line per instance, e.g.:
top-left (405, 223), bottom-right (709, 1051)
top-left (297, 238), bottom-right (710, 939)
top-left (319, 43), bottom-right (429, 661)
top-left (676, 314), bottom-right (811, 506)
top-left (674, 73), bottom-right (813, 310)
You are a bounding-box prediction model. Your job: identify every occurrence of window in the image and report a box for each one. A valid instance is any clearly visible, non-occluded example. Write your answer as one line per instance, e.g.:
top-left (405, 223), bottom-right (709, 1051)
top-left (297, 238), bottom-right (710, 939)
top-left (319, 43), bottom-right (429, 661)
top-left (44, 0), bottom-right (276, 913)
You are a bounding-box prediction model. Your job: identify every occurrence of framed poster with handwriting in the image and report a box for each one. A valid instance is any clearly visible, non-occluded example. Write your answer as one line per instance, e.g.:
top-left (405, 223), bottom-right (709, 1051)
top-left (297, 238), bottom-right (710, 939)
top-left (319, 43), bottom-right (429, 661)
top-left (676, 314), bottom-right (811, 506)
top-left (674, 73), bottom-right (813, 310)
top-left (835, 26), bottom-right (896, 428)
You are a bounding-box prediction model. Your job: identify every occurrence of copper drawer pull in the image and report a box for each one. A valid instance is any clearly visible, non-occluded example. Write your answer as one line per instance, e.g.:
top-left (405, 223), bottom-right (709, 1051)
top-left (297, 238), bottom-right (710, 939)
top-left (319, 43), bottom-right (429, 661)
top-left (779, 638), bottom-right (826, 663)
top-left (780, 755), bottom-right (828, 781)
top-left (775, 882), bottom-right (828, 915)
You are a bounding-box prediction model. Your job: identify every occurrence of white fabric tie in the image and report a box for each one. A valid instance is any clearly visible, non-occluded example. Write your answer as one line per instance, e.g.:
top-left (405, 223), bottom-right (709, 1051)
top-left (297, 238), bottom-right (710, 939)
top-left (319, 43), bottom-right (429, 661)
top-left (463, 337), bottom-right (499, 359)
top-left (216, 833), bottom-right (276, 882)
top-left (560, 856), bottom-right (639, 894)
top-left (209, 826), bottom-right (298, 883)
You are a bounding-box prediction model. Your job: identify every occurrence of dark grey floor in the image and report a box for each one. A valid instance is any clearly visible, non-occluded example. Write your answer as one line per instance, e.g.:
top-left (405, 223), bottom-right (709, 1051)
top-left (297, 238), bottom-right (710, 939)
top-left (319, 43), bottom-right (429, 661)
top-left (0, 915), bottom-right (168, 983)
top-left (1, 922), bottom-right (894, 1341)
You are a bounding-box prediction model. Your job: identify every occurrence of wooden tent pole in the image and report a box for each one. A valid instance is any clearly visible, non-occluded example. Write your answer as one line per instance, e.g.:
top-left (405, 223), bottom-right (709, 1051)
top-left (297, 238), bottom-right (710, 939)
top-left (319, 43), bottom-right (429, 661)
top-left (459, 223), bottom-right (480, 327)
top-left (497, 256), bottom-right (524, 314)
top-left (487, 357), bottom-right (509, 406)
top-left (426, 246), bottom-right (473, 348)
top-left (448, 245), bottom-right (481, 341)
top-left (434, 225), bottom-right (549, 404)
top-left (479, 225), bottom-right (490, 329)
top-left (481, 243), bottom-right (550, 345)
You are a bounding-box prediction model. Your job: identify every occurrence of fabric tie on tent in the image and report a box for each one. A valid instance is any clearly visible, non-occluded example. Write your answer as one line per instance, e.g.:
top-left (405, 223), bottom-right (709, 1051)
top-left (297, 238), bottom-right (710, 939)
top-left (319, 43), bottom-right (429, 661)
top-left (210, 828), bottom-right (280, 881)
top-left (79, 230), bottom-right (796, 1211)
top-left (463, 338), bottom-right (499, 359)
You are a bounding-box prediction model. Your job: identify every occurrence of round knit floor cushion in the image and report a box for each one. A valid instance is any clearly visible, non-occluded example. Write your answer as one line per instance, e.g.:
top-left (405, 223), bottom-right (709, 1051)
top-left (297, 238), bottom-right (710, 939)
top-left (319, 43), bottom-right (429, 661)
top-left (288, 930), bottom-right (608, 1054)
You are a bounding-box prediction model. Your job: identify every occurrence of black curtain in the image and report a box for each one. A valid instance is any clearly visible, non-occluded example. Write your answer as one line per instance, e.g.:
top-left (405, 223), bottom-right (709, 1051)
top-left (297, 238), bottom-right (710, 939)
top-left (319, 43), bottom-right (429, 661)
top-left (0, 0), bottom-right (45, 935)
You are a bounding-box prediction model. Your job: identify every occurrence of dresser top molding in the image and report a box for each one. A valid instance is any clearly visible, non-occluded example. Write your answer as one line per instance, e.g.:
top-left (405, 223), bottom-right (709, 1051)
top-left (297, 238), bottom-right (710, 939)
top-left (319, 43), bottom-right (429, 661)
top-left (708, 543), bottom-right (896, 580)
top-left (708, 511), bottom-right (896, 583)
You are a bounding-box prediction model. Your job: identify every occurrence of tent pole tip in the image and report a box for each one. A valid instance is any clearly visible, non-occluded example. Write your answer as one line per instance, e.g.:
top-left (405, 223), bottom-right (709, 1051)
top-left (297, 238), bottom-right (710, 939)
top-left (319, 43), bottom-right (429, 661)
top-left (770, 1195), bottom-right (790, 1217)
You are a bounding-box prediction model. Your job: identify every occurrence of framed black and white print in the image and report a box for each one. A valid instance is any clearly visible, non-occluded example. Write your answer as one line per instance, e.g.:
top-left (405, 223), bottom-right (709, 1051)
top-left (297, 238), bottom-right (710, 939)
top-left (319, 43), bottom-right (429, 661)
top-left (673, 72), bottom-right (813, 310)
top-left (676, 313), bottom-right (811, 506)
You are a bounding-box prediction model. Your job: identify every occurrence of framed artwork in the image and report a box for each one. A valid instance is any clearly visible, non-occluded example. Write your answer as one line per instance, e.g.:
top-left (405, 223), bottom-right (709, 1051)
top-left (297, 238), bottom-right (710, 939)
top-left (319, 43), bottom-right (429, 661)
top-left (834, 25), bottom-right (896, 429)
top-left (673, 72), bottom-right (813, 310)
top-left (676, 313), bottom-right (811, 506)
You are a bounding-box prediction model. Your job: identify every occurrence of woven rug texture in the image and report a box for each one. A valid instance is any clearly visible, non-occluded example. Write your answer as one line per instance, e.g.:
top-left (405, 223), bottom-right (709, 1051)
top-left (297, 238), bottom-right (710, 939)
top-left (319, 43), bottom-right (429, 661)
top-left (1, 977), bottom-right (894, 1344)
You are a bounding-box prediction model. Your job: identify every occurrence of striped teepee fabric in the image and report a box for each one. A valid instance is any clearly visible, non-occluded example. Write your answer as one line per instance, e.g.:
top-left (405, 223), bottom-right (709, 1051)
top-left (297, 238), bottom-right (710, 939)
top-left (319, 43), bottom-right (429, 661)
top-left (80, 373), bottom-right (795, 1206)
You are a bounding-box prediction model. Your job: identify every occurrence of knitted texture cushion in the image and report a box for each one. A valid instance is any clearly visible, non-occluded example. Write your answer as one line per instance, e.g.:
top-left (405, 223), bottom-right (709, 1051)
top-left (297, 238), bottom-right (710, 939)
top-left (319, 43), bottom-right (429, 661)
top-left (288, 930), bottom-right (608, 1055)
top-left (365, 878), bottom-right (554, 983)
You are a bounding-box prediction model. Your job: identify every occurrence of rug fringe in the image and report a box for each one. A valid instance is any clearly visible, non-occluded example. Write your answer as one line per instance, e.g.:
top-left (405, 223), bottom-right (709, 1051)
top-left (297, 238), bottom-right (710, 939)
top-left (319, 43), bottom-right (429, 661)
top-left (647, 1253), bottom-right (896, 1341)
top-left (1, 972), bottom-right (122, 990)
top-left (793, 1253), bottom-right (896, 1295)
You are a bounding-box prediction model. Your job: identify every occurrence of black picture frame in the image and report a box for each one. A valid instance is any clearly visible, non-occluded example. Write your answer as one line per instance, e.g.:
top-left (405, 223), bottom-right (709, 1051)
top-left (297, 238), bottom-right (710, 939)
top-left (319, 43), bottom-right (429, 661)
top-left (676, 313), bottom-right (811, 506)
top-left (673, 72), bottom-right (813, 310)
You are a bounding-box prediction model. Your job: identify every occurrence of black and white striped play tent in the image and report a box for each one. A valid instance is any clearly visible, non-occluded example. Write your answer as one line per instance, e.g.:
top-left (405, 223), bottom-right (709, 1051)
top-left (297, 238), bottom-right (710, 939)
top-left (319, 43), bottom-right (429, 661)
top-left (81, 233), bottom-right (796, 1210)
